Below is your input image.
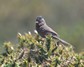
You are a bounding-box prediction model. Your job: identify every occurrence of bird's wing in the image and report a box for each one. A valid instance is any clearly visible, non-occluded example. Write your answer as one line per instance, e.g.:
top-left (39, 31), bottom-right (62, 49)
top-left (41, 24), bottom-right (60, 37)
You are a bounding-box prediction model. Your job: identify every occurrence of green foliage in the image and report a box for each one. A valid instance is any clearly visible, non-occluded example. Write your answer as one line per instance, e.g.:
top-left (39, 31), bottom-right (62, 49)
top-left (0, 33), bottom-right (84, 67)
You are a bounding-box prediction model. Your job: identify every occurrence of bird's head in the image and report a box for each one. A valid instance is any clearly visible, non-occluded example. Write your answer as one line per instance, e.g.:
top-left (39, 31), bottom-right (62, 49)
top-left (36, 16), bottom-right (46, 24)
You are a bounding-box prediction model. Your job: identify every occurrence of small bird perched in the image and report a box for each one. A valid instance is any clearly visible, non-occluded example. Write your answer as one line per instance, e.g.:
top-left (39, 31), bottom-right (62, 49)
top-left (35, 16), bottom-right (71, 46)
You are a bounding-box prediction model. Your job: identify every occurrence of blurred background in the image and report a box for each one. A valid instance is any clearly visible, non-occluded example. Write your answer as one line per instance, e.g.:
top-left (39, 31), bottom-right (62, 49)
top-left (0, 0), bottom-right (84, 52)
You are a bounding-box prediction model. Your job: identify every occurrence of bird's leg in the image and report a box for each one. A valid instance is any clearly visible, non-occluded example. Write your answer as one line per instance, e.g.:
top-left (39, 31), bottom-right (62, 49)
top-left (57, 41), bottom-right (60, 46)
top-left (56, 40), bottom-right (64, 48)
top-left (54, 40), bottom-right (59, 47)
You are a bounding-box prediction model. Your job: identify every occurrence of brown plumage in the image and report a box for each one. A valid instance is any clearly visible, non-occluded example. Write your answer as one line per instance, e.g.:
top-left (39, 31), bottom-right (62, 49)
top-left (35, 16), bottom-right (71, 46)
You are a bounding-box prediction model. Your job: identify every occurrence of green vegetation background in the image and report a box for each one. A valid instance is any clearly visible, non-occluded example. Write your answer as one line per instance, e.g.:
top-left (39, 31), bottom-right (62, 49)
top-left (0, 0), bottom-right (84, 52)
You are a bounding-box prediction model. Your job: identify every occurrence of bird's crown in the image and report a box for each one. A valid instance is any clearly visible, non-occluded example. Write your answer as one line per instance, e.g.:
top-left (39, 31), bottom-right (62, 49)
top-left (36, 16), bottom-right (46, 22)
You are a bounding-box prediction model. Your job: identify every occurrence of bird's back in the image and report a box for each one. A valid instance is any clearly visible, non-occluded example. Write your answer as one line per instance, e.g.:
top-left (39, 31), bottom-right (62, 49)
top-left (39, 24), bottom-right (59, 37)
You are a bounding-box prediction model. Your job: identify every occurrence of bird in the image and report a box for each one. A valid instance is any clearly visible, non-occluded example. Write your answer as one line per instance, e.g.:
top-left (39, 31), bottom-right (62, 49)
top-left (35, 16), bottom-right (71, 46)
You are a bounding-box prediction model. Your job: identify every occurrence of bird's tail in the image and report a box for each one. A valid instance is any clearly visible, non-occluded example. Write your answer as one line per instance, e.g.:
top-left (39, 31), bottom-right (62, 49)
top-left (53, 36), bottom-right (71, 46)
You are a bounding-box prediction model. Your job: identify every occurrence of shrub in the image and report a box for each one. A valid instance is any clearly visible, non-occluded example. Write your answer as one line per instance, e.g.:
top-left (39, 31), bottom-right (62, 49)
top-left (0, 32), bottom-right (84, 67)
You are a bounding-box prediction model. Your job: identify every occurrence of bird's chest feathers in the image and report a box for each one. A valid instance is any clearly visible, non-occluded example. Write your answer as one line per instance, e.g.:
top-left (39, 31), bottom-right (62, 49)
top-left (36, 24), bottom-right (47, 37)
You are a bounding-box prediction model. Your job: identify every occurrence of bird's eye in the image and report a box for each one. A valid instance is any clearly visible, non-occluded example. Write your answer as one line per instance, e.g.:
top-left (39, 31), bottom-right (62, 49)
top-left (36, 17), bottom-right (42, 21)
top-left (39, 17), bottom-right (41, 20)
top-left (38, 17), bottom-right (42, 20)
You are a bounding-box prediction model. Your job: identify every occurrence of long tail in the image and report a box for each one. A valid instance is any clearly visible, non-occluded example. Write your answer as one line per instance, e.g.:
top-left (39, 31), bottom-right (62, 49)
top-left (53, 36), bottom-right (71, 46)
